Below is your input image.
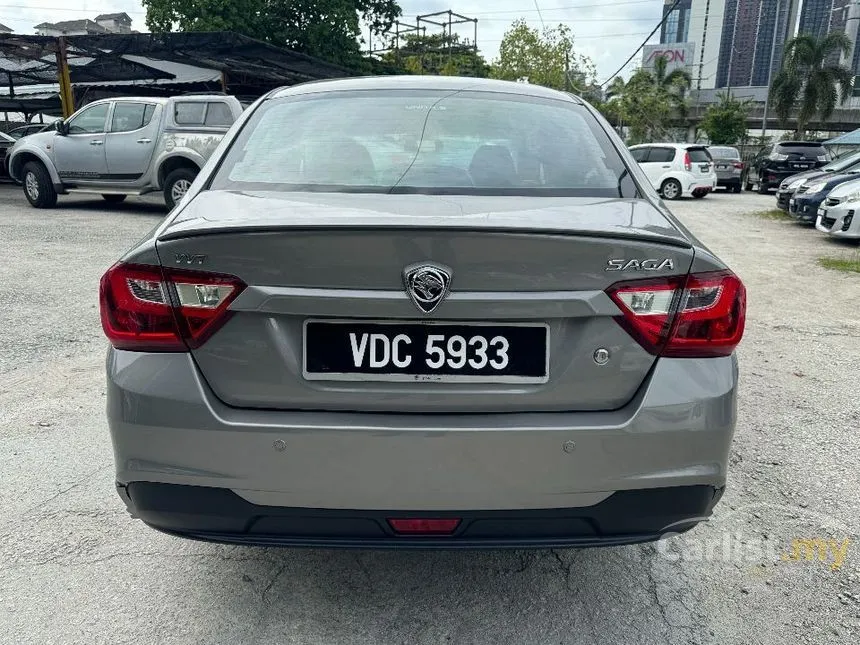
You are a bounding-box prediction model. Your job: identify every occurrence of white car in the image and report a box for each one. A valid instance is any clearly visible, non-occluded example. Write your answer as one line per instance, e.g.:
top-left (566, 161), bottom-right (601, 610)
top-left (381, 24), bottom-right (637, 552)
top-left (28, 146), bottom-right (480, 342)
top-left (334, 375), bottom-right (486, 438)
top-left (629, 143), bottom-right (718, 200)
top-left (815, 177), bottom-right (860, 239)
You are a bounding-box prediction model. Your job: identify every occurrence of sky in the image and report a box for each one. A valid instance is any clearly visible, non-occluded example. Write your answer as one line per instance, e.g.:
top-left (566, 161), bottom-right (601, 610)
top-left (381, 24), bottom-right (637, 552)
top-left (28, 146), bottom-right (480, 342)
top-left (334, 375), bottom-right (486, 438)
top-left (0, 0), bottom-right (666, 83)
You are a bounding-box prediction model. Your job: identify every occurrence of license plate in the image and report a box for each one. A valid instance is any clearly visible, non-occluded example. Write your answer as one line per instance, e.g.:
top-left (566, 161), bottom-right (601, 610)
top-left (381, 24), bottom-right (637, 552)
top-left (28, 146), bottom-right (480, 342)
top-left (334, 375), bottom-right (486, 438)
top-left (792, 163), bottom-right (810, 169)
top-left (717, 164), bottom-right (729, 170)
top-left (303, 320), bottom-right (550, 383)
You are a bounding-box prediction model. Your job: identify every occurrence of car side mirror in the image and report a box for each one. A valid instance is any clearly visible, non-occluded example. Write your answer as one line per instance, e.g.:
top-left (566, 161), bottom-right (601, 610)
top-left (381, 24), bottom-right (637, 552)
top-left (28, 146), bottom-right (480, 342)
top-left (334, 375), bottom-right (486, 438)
top-left (54, 120), bottom-right (67, 135)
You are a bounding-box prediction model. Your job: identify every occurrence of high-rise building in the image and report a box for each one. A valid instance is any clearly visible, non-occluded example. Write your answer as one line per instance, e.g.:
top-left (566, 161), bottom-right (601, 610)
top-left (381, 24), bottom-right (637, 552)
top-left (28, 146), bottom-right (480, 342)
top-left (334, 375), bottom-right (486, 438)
top-left (660, 0), bottom-right (693, 44)
top-left (688, 0), bottom-right (726, 89)
top-left (714, 0), bottom-right (800, 89)
top-left (798, 0), bottom-right (850, 39)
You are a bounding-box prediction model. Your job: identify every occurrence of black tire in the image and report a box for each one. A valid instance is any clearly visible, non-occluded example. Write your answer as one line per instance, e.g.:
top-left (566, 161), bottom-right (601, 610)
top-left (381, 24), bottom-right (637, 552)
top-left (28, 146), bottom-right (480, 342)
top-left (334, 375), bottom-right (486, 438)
top-left (22, 161), bottom-right (58, 208)
top-left (661, 178), bottom-right (683, 200)
top-left (692, 192), bottom-right (706, 199)
top-left (163, 167), bottom-right (198, 210)
top-left (733, 183), bottom-right (742, 193)
top-left (102, 194), bottom-right (127, 203)
top-left (757, 175), bottom-right (769, 194)
top-left (744, 172), bottom-right (754, 191)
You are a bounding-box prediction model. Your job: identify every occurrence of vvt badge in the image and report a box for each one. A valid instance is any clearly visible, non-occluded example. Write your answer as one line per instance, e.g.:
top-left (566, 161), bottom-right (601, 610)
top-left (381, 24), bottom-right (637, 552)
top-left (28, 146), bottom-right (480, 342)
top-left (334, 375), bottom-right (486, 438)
top-left (403, 263), bottom-right (452, 314)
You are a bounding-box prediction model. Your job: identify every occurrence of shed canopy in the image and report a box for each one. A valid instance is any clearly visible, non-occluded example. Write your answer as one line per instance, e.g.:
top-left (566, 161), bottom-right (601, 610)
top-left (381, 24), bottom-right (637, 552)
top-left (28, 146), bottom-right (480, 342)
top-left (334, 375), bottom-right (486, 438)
top-left (825, 129), bottom-right (860, 145)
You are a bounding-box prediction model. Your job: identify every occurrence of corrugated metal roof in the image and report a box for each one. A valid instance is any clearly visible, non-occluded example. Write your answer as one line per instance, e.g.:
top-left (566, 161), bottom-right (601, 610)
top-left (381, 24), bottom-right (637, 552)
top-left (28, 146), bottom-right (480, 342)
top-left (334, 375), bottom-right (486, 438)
top-left (825, 129), bottom-right (860, 145)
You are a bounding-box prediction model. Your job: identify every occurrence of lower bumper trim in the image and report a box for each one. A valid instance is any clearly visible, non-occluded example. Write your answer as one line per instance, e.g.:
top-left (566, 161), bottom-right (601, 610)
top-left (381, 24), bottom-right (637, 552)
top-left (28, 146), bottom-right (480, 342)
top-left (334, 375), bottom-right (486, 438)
top-left (125, 482), bottom-right (724, 549)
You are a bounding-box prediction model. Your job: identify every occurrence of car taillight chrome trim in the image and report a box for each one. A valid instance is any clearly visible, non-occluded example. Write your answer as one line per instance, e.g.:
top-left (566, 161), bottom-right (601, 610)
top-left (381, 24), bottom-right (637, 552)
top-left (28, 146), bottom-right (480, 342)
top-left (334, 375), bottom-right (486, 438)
top-left (99, 263), bottom-right (246, 352)
top-left (606, 271), bottom-right (746, 358)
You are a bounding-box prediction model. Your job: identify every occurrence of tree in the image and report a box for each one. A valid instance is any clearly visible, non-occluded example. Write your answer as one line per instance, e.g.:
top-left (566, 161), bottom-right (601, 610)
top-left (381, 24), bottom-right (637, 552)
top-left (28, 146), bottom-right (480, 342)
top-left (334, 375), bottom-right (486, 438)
top-left (490, 20), bottom-right (596, 92)
top-left (382, 32), bottom-right (489, 77)
top-left (770, 32), bottom-right (854, 137)
top-left (700, 92), bottom-right (751, 144)
top-left (610, 55), bottom-right (692, 143)
top-left (141, 0), bottom-right (402, 68)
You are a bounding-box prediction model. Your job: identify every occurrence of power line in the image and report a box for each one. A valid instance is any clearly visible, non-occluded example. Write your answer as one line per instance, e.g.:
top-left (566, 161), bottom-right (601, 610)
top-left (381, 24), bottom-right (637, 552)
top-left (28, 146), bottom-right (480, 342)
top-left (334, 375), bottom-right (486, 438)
top-left (599, 0), bottom-right (684, 86)
top-left (533, 0), bottom-right (546, 30)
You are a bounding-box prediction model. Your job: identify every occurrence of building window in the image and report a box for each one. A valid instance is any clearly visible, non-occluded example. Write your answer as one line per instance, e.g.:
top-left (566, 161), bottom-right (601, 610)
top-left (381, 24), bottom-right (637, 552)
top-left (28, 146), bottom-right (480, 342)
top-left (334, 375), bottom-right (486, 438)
top-left (665, 10), bottom-right (680, 43)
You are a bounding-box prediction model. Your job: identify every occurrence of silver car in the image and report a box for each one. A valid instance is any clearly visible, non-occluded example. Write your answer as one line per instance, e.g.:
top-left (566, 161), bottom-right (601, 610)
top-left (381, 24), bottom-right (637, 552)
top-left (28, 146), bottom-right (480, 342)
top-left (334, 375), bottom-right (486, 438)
top-left (100, 77), bottom-right (746, 548)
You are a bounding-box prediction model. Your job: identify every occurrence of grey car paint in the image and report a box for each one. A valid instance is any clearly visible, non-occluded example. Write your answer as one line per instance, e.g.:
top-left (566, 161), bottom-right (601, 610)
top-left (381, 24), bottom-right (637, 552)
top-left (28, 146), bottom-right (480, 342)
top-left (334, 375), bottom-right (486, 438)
top-left (103, 76), bottom-right (741, 538)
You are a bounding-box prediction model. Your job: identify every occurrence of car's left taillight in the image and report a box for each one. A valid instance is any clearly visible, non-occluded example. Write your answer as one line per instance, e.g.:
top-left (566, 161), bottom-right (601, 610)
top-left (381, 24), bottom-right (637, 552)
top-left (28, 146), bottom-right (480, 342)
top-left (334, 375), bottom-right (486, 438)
top-left (99, 263), bottom-right (246, 351)
top-left (683, 151), bottom-right (692, 172)
top-left (606, 270), bottom-right (746, 358)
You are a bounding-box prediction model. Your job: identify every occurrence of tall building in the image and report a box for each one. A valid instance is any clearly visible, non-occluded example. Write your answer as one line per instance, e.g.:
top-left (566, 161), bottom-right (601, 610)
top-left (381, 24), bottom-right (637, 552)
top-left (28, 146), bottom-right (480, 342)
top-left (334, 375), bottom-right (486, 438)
top-left (714, 0), bottom-right (800, 89)
top-left (688, 0), bottom-right (726, 89)
top-left (660, 0), bottom-right (693, 44)
top-left (798, 0), bottom-right (850, 39)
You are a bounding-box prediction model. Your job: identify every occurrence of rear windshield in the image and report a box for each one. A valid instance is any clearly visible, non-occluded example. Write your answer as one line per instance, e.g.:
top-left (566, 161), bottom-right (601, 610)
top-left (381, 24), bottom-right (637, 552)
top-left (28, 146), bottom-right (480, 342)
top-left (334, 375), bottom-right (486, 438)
top-left (708, 146), bottom-right (739, 159)
top-left (210, 89), bottom-right (630, 197)
top-left (687, 148), bottom-right (712, 162)
top-left (777, 143), bottom-right (827, 155)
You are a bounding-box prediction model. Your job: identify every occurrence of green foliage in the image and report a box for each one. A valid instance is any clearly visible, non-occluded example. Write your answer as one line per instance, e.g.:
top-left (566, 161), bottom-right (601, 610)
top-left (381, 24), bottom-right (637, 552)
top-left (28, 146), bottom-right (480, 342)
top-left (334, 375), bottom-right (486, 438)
top-left (770, 32), bottom-right (854, 137)
top-left (818, 256), bottom-right (860, 273)
top-left (607, 56), bottom-right (691, 144)
top-left (700, 92), bottom-right (751, 144)
top-left (490, 20), bottom-right (596, 92)
top-left (382, 32), bottom-right (489, 77)
top-left (141, 0), bottom-right (402, 68)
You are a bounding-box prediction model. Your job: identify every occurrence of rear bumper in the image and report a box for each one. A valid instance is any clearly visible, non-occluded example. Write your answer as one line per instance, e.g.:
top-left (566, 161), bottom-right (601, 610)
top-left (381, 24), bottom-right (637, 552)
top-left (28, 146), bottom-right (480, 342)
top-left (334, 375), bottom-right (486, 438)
top-left (121, 481), bottom-right (724, 548)
top-left (107, 349), bottom-right (738, 543)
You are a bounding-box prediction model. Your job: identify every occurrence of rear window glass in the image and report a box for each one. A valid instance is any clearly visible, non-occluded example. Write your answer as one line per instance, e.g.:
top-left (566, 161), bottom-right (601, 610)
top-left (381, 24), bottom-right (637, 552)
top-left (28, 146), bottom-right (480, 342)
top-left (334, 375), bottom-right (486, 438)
top-left (708, 147), bottom-right (739, 159)
top-left (687, 148), bottom-right (712, 162)
top-left (205, 102), bottom-right (233, 126)
top-left (777, 144), bottom-right (827, 155)
top-left (647, 148), bottom-right (675, 163)
top-left (211, 90), bottom-right (631, 197)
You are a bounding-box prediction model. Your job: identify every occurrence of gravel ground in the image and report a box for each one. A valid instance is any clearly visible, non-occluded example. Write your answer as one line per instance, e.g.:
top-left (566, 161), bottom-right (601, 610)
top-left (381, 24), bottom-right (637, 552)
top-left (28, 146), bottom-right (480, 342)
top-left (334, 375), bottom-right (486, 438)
top-left (0, 184), bottom-right (858, 644)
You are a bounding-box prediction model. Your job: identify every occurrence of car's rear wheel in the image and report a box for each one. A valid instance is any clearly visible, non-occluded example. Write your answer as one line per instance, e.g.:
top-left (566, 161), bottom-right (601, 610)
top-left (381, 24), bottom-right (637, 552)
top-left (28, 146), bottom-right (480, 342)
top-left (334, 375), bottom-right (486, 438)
top-left (661, 178), bottom-right (682, 200)
top-left (22, 161), bottom-right (58, 208)
top-left (164, 168), bottom-right (197, 210)
top-left (757, 175), bottom-right (769, 194)
top-left (102, 194), bottom-right (127, 204)
top-left (744, 173), bottom-right (754, 191)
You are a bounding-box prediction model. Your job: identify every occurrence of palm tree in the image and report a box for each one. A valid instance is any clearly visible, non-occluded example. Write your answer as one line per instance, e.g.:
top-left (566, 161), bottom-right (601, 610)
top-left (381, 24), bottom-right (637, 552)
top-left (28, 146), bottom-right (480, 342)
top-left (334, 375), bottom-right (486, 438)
top-left (651, 54), bottom-right (692, 116)
top-left (616, 55), bottom-right (692, 142)
top-left (770, 33), bottom-right (854, 137)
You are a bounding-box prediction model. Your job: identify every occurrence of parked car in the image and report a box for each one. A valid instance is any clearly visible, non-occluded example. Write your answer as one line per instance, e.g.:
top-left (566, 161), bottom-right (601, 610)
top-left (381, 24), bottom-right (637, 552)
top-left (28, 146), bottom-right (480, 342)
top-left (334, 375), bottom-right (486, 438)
top-left (629, 143), bottom-right (717, 199)
top-left (7, 123), bottom-right (52, 139)
top-left (8, 95), bottom-right (243, 210)
top-left (775, 150), bottom-right (860, 211)
top-left (744, 141), bottom-right (829, 193)
top-left (707, 145), bottom-right (743, 192)
top-left (788, 170), bottom-right (860, 223)
top-left (815, 177), bottom-right (860, 239)
top-left (0, 131), bottom-right (14, 178)
top-left (99, 76), bottom-right (746, 549)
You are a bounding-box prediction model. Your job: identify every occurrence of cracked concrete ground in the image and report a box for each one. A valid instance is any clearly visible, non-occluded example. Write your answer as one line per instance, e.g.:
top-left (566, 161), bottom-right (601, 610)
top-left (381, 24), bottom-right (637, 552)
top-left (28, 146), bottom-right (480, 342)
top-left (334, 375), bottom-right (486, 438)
top-left (0, 184), bottom-right (858, 644)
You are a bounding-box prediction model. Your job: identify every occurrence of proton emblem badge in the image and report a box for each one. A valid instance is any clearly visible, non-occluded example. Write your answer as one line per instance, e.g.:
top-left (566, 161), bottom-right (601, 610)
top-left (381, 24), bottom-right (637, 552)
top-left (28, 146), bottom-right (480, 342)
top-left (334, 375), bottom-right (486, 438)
top-left (403, 263), bottom-right (452, 314)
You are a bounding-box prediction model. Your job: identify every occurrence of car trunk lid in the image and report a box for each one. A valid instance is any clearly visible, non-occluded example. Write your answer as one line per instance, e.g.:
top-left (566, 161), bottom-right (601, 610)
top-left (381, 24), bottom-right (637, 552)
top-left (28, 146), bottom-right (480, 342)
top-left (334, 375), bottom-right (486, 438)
top-left (155, 190), bottom-right (694, 413)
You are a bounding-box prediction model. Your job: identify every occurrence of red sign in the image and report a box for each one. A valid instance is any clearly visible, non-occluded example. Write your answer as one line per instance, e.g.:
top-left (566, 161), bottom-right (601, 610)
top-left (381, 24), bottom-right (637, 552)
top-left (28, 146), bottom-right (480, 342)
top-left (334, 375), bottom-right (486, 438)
top-left (647, 49), bottom-right (687, 63)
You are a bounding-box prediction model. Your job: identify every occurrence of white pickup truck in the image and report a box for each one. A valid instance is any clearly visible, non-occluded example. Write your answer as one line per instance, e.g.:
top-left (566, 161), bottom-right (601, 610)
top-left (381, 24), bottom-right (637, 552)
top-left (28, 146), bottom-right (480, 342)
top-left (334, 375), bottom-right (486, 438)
top-left (8, 94), bottom-right (243, 209)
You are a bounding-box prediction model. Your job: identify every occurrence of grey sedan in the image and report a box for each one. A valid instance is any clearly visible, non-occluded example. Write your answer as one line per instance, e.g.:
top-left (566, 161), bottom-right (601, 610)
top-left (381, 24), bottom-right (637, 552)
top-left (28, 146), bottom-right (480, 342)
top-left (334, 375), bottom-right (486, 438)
top-left (100, 76), bottom-right (746, 548)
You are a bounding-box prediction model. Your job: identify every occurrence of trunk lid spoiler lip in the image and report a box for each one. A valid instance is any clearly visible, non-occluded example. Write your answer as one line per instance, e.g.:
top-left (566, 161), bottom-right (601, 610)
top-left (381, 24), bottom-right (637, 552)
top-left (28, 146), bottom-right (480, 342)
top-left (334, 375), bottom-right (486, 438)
top-left (158, 191), bottom-right (692, 249)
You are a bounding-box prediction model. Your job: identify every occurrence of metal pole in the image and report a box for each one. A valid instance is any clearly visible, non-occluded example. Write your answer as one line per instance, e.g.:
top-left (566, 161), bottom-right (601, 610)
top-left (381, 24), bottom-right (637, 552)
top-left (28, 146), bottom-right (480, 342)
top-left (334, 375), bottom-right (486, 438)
top-left (762, 0), bottom-right (781, 140)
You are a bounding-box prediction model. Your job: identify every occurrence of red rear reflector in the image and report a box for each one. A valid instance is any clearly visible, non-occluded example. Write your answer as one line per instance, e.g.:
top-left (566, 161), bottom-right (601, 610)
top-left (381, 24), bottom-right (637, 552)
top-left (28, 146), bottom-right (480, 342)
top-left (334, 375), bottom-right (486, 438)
top-left (387, 518), bottom-right (461, 535)
top-left (606, 270), bottom-right (746, 358)
top-left (99, 263), bottom-right (246, 352)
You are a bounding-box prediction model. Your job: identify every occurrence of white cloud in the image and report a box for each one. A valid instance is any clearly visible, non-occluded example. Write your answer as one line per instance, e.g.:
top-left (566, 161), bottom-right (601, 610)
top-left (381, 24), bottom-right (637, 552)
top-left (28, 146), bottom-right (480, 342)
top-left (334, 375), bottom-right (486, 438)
top-left (1, 0), bottom-right (663, 81)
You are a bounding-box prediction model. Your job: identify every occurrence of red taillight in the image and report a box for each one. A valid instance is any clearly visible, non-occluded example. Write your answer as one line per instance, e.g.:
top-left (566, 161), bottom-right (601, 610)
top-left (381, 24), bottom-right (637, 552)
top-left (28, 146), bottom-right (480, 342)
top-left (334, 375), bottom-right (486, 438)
top-left (684, 151), bottom-right (692, 171)
top-left (387, 518), bottom-right (461, 535)
top-left (733, 162), bottom-right (744, 169)
top-left (606, 270), bottom-right (746, 358)
top-left (99, 263), bottom-right (246, 352)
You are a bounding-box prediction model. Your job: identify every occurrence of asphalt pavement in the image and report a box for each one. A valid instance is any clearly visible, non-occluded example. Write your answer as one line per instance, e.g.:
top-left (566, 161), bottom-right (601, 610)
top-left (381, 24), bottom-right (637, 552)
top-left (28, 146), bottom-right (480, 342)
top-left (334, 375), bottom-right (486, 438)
top-left (0, 183), bottom-right (858, 644)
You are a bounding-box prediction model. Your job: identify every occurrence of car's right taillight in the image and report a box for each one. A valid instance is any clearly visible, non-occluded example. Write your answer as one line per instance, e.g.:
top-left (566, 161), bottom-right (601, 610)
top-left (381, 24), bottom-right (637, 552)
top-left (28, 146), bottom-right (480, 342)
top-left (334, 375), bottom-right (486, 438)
top-left (99, 263), bottom-right (245, 352)
top-left (607, 271), bottom-right (746, 358)
top-left (684, 151), bottom-right (692, 171)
